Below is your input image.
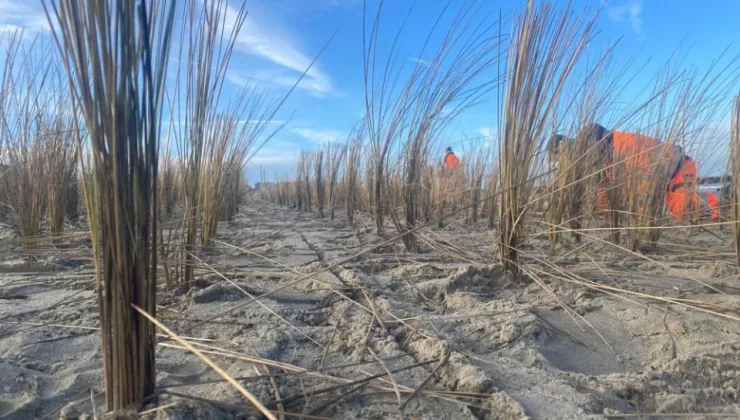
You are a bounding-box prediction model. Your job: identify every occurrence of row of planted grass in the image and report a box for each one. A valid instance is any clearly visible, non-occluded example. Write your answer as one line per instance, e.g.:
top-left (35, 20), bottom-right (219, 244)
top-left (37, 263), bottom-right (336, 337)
top-left (0, 0), bottom-right (289, 412)
top-left (0, 25), bottom-right (258, 253)
top-left (266, 139), bottom-right (497, 232)
top-left (268, 98), bottom-right (732, 258)
top-left (0, 36), bottom-right (79, 242)
top-left (263, 0), bottom-right (738, 266)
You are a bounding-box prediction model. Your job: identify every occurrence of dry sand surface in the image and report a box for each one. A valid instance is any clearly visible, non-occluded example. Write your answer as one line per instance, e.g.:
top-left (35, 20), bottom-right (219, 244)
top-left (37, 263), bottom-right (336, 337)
top-left (2, 205), bottom-right (740, 419)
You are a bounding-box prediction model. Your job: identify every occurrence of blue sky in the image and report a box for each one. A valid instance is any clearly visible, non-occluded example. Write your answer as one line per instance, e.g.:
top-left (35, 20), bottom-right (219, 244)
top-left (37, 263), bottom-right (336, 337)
top-left (2, 0), bottom-right (739, 179)
top-left (245, 0), bottom-right (740, 178)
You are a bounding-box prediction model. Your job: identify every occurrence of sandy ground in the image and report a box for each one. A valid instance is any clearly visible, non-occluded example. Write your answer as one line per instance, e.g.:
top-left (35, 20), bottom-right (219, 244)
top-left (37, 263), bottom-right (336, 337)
top-left (2, 205), bottom-right (740, 419)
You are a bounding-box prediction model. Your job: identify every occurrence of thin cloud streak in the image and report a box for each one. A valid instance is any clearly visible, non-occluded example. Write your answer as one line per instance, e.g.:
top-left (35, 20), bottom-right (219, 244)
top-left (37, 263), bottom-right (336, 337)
top-left (222, 2), bottom-right (336, 97)
top-left (410, 57), bottom-right (431, 68)
top-left (607, 1), bottom-right (644, 40)
top-left (0, 0), bottom-right (53, 40)
top-left (293, 128), bottom-right (344, 143)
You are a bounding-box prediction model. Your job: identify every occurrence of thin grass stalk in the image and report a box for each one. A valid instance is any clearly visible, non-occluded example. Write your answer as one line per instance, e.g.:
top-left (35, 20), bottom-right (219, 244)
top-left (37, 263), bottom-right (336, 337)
top-left (45, 0), bottom-right (176, 410)
top-left (160, 154), bottom-right (177, 217)
top-left (326, 142), bottom-right (347, 221)
top-left (65, 174), bottom-right (80, 223)
top-left (363, 0), bottom-right (501, 249)
top-left (289, 177), bottom-right (298, 208)
top-left (549, 81), bottom-right (611, 245)
top-left (465, 151), bottom-right (486, 225)
top-left (604, 157), bottom-right (623, 244)
top-left (498, 1), bottom-right (598, 274)
top-left (622, 52), bottom-right (740, 250)
top-left (401, 144), bottom-right (424, 252)
top-left (487, 168), bottom-right (498, 229)
top-left (200, 115), bottom-right (234, 246)
top-left (46, 111), bottom-right (78, 242)
top-left (566, 125), bottom-right (602, 244)
top-left (0, 34), bottom-right (53, 243)
top-left (546, 137), bottom-right (570, 246)
top-left (364, 161), bottom-right (374, 215)
top-left (305, 152), bottom-right (314, 213)
top-left (220, 163), bottom-right (242, 221)
top-left (157, 133), bottom-right (177, 292)
top-left (345, 136), bottom-right (362, 226)
top-left (433, 167), bottom-right (446, 228)
top-left (296, 155), bottom-right (305, 211)
top-left (297, 151), bottom-right (313, 212)
top-left (201, 86), bottom-right (290, 243)
top-left (732, 96), bottom-right (740, 266)
top-left (420, 164), bottom-right (435, 223)
top-left (170, 0), bottom-right (249, 286)
top-left (315, 150), bottom-right (326, 218)
top-left (546, 41), bottom-right (630, 246)
top-left (622, 66), bottom-right (679, 250)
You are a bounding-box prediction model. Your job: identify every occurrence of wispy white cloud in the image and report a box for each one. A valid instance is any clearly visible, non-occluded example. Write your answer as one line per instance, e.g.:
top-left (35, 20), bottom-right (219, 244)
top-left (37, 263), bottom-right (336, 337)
top-left (250, 150), bottom-right (300, 166)
top-left (301, 0), bottom-right (365, 11)
top-left (226, 70), bottom-right (335, 97)
top-left (477, 127), bottom-right (493, 138)
top-left (246, 151), bottom-right (298, 183)
top-left (410, 57), bottom-right (431, 68)
top-left (163, 117), bottom-right (285, 126)
top-left (223, 3), bottom-right (336, 97)
top-left (293, 128), bottom-right (344, 143)
top-left (0, 0), bottom-right (338, 98)
top-left (262, 0), bottom-right (364, 15)
top-left (248, 137), bottom-right (303, 166)
top-left (477, 127), bottom-right (498, 146)
top-left (242, 119), bottom-right (286, 125)
top-left (0, 0), bottom-right (51, 36)
top-left (607, 1), bottom-right (644, 40)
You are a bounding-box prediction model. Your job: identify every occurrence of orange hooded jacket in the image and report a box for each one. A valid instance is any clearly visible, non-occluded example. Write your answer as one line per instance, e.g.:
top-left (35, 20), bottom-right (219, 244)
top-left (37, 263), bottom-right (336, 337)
top-left (445, 152), bottom-right (460, 170)
top-left (594, 131), bottom-right (719, 221)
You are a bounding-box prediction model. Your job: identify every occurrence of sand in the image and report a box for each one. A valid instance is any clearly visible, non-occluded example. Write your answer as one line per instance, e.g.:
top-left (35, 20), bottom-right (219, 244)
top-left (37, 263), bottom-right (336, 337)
top-left (2, 205), bottom-right (740, 419)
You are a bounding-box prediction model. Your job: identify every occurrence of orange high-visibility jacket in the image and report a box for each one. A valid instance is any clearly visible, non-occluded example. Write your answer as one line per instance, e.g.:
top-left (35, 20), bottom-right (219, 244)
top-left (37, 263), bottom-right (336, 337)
top-left (665, 157), bottom-right (720, 221)
top-left (445, 152), bottom-right (460, 170)
top-left (666, 157), bottom-right (699, 220)
top-left (595, 131), bottom-right (719, 221)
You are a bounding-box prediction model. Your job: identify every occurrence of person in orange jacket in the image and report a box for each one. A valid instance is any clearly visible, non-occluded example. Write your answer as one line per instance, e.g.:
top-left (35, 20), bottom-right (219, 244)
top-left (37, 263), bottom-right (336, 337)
top-left (437, 147), bottom-right (462, 227)
top-left (444, 147), bottom-right (460, 170)
top-left (549, 124), bottom-right (720, 221)
top-left (665, 154), bottom-right (721, 221)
